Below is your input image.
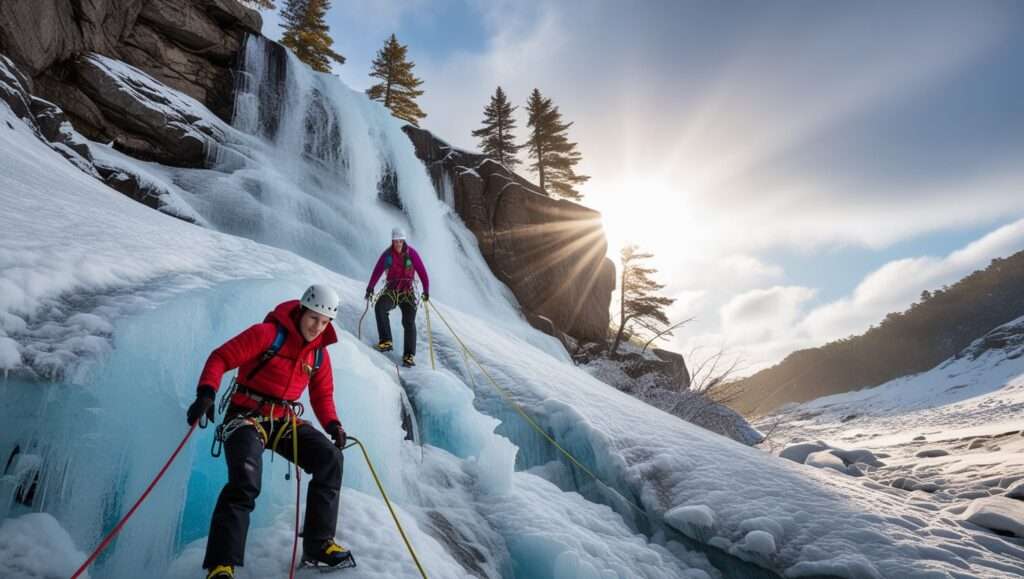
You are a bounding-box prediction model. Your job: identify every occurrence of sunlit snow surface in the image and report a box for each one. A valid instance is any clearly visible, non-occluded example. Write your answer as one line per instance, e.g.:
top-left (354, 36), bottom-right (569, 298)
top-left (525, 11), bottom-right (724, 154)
top-left (1, 39), bottom-right (1022, 578)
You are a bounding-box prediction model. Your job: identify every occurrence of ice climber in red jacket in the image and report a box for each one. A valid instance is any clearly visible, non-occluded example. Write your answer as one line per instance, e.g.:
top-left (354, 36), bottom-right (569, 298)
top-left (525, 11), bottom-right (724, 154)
top-left (185, 284), bottom-right (353, 579)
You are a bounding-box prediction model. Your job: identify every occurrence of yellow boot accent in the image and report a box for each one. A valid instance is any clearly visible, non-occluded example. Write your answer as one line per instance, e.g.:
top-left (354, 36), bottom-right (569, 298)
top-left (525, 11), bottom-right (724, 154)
top-left (325, 541), bottom-right (348, 555)
top-left (206, 565), bottom-right (234, 579)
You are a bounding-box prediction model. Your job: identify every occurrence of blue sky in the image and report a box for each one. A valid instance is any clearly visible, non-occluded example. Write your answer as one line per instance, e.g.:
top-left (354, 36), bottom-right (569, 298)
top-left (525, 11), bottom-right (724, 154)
top-left (259, 0), bottom-right (1024, 371)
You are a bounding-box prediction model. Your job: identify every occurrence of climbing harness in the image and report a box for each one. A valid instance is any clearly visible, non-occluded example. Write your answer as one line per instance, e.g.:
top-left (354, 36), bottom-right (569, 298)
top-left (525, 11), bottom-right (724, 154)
top-left (211, 320), bottom-right (320, 460)
top-left (343, 436), bottom-right (428, 579)
top-left (426, 301), bottom-right (652, 523)
top-left (70, 422), bottom-right (198, 579)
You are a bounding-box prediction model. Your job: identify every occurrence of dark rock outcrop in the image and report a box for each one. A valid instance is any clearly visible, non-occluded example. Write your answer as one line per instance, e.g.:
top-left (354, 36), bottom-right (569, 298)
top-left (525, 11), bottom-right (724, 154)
top-left (404, 126), bottom-right (616, 344)
top-left (1, 54), bottom-right (95, 174)
top-left (0, 0), bottom-right (258, 165)
top-left (1, 5), bottom-right (617, 344)
top-left (1, 54), bottom-right (197, 223)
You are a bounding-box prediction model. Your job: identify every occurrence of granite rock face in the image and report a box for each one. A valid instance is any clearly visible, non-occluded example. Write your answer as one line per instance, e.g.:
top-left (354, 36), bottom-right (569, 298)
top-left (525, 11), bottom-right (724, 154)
top-left (1, 54), bottom-right (198, 223)
top-left (0, 0), bottom-right (258, 165)
top-left (404, 126), bottom-right (616, 344)
top-left (2, 6), bottom-right (615, 342)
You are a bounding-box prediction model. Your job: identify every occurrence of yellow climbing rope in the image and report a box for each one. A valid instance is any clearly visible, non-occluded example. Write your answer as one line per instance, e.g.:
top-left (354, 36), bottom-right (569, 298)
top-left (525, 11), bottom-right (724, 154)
top-left (423, 296), bottom-right (436, 369)
top-left (426, 302), bottom-right (651, 521)
top-left (344, 436), bottom-right (428, 579)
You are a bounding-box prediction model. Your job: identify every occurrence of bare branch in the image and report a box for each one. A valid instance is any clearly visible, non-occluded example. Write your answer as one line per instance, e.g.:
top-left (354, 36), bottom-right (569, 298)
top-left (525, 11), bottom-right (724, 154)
top-left (641, 317), bottom-right (694, 354)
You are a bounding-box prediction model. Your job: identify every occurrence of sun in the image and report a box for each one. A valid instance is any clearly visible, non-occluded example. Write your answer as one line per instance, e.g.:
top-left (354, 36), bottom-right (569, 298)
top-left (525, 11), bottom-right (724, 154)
top-left (590, 176), bottom-right (694, 262)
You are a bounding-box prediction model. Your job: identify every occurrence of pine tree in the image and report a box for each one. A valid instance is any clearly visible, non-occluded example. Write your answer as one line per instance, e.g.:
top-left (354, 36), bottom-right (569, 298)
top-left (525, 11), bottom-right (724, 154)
top-left (610, 244), bottom-right (675, 356)
top-left (525, 88), bottom-right (589, 199)
top-left (471, 86), bottom-right (521, 169)
top-left (237, 0), bottom-right (276, 9)
top-left (366, 34), bottom-right (426, 127)
top-left (279, 0), bottom-right (345, 73)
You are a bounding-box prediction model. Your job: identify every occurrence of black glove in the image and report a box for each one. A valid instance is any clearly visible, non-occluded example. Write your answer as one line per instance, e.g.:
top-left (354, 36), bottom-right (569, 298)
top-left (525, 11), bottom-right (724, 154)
top-left (364, 288), bottom-right (373, 300)
top-left (186, 385), bottom-right (216, 427)
top-left (327, 421), bottom-right (347, 449)
top-left (421, 292), bottom-right (429, 302)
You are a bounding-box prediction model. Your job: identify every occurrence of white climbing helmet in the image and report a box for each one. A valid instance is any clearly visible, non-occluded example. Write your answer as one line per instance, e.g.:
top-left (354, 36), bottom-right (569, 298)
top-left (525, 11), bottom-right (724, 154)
top-left (391, 227), bottom-right (406, 241)
top-left (300, 284), bottom-right (339, 319)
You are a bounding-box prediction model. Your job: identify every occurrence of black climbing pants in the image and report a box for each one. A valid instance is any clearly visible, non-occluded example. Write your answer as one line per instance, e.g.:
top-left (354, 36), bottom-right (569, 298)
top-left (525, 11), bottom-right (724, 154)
top-left (375, 291), bottom-right (417, 357)
top-left (203, 412), bottom-right (344, 569)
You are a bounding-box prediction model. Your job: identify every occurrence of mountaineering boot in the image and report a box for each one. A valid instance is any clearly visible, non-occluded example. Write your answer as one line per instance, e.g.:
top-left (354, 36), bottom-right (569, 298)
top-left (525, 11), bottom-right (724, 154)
top-left (301, 539), bottom-right (356, 569)
top-left (402, 354), bottom-right (415, 367)
top-left (376, 340), bottom-right (393, 352)
top-left (206, 565), bottom-right (234, 579)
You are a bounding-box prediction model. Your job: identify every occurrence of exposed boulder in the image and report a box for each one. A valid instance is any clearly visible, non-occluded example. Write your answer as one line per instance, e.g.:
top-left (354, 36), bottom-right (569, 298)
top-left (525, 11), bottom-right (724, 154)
top-left (73, 54), bottom-right (224, 165)
top-left (962, 496), bottom-right (1024, 537)
top-left (202, 0), bottom-right (262, 34)
top-left (0, 0), bottom-right (83, 76)
top-left (652, 348), bottom-right (691, 387)
top-left (1, 54), bottom-right (197, 222)
top-left (0, 55), bottom-right (94, 174)
top-left (0, 0), bottom-right (259, 166)
top-left (0, 53), bottom-right (33, 120)
top-left (139, 0), bottom-right (227, 55)
top-left (403, 125), bottom-right (616, 345)
top-left (779, 441), bottom-right (831, 464)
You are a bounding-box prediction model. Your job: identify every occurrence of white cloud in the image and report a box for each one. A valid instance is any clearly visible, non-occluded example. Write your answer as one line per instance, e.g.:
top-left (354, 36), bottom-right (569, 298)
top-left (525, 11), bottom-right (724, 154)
top-left (799, 218), bottom-right (1024, 343)
top-left (720, 286), bottom-right (817, 339)
top-left (667, 219), bottom-right (1024, 374)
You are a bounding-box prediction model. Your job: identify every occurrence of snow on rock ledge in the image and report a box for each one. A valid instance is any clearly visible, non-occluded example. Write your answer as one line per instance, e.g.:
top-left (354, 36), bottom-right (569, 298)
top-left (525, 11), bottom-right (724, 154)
top-left (665, 504), bottom-right (717, 542)
top-left (73, 54), bottom-right (227, 166)
top-left (963, 496), bottom-right (1024, 537)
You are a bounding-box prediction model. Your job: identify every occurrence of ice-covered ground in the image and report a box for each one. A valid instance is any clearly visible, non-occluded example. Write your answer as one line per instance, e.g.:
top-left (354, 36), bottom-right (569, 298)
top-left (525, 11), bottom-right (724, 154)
top-left (2, 40), bottom-right (1024, 578)
top-left (758, 316), bottom-right (1024, 551)
top-left (0, 95), bottom-right (707, 578)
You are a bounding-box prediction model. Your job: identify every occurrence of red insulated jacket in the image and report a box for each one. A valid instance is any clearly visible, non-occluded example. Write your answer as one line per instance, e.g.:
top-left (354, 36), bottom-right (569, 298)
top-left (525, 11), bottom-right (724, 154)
top-left (197, 300), bottom-right (340, 427)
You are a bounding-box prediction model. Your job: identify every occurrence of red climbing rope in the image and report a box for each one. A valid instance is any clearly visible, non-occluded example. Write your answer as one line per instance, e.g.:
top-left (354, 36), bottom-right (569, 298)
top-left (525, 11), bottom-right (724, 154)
top-left (288, 413), bottom-right (302, 579)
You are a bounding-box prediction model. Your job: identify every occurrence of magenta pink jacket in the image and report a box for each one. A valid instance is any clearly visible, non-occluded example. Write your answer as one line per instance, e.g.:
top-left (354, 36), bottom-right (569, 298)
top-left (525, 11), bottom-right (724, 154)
top-left (367, 244), bottom-right (429, 294)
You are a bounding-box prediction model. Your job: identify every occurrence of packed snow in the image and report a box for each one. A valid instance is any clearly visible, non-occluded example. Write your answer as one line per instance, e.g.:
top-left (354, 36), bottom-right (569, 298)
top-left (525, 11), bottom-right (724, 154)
top-left (2, 35), bottom-right (1023, 579)
top-left (0, 513), bottom-right (87, 579)
top-left (759, 316), bottom-right (1024, 556)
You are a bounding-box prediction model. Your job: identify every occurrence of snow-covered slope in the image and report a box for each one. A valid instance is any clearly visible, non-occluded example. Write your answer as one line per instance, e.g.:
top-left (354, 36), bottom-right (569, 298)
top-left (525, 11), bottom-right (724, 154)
top-left (759, 316), bottom-right (1024, 553)
top-left (2, 40), bottom-right (1023, 579)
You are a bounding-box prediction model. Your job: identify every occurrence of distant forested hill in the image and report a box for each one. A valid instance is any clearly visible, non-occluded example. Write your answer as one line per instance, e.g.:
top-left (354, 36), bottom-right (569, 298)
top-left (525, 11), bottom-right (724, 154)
top-left (727, 249), bottom-right (1024, 416)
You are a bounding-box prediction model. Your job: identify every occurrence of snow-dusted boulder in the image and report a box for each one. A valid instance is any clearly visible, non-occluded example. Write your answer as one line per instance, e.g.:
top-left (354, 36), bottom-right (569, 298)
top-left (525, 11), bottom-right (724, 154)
top-left (0, 56), bottom-right (95, 174)
top-left (779, 440), bottom-right (831, 464)
top-left (915, 448), bottom-right (951, 458)
top-left (805, 450), bottom-right (848, 473)
top-left (0, 54), bottom-right (33, 121)
top-left (735, 529), bottom-right (776, 558)
top-left (962, 496), bottom-right (1024, 537)
top-left (829, 447), bottom-right (885, 467)
top-left (74, 54), bottom-right (225, 166)
top-left (0, 0), bottom-right (259, 123)
top-left (888, 476), bottom-right (922, 491)
top-left (665, 504), bottom-right (717, 541)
